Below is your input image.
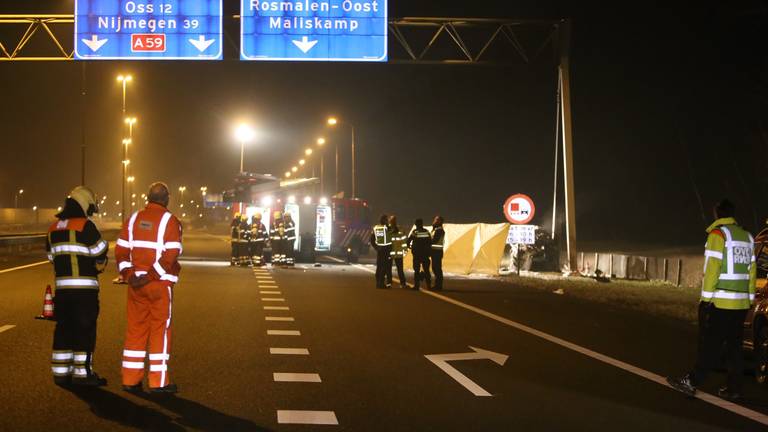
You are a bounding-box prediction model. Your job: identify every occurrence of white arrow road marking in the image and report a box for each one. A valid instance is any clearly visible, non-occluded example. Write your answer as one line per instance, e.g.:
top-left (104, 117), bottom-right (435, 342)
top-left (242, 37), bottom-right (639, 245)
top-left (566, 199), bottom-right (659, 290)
top-left (425, 346), bottom-right (508, 397)
top-left (189, 35), bottom-right (215, 52)
top-left (82, 35), bottom-right (108, 52)
top-left (292, 36), bottom-right (319, 54)
top-left (0, 325), bottom-right (16, 334)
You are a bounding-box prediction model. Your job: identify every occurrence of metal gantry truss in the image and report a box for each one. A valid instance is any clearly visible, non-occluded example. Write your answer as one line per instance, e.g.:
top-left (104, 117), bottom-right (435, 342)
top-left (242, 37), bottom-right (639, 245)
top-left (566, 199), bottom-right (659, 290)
top-left (388, 17), bottom-right (560, 64)
top-left (0, 15), bottom-right (74, 61)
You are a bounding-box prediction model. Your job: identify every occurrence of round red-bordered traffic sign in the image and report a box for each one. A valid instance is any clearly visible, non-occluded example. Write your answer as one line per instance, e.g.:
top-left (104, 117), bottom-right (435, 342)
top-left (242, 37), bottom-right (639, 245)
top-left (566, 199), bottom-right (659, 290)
top-left (503, 194), bottom-right (535, 225)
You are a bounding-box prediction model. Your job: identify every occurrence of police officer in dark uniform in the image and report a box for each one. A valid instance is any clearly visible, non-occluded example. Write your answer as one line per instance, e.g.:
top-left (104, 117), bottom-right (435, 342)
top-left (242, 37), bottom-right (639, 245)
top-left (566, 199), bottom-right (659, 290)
top-left (239, 214), bottom-right (252, 266)
top-left (250, 213), bottom-right (268, 267)
top-left (408, 218), bottom-right (432, 290)
top-left (230, 213), bottom-right (241, 266)
top-left (370, 214), bottom-right (392, 288)
top-left (46, 186), bottom-right (109, 386)
top-left (388, 215), bottom-right (408, 289)
top-left (284, 212), bottom-right (297, 266)
top-left (431, 216), bottom-right (445, 290)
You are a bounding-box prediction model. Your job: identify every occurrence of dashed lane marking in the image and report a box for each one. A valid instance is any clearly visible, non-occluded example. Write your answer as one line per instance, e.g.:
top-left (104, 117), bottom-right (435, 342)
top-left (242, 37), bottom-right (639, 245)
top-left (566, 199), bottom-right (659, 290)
top-left (270, 348), bottom-right (309, 355)
top-left (266, 316), bottom-right (295, 322)
top-left (260, 290), bottom-right (281, 294)
top-left (350, 262), bottom-right (768, 427)
top-left (264, 306), bottom-right (289, 311)
top-left (277, 410), bottom-right (338, 425)
top-left (274, 373), bottom-right (321, 383)
top-left (268, 330), bottom-right (301, 336)
top-left (0, 261), bottom-right (47, 274)
top-left (262, 298), bottom-right (285, 302)
top-left (0, 325), bottom-right (16, 333)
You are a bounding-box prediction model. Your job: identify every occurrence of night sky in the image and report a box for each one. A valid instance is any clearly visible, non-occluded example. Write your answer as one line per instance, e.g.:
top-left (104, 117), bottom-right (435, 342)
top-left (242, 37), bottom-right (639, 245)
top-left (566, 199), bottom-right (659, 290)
top-left (0, 1), bottom-right (766, 249)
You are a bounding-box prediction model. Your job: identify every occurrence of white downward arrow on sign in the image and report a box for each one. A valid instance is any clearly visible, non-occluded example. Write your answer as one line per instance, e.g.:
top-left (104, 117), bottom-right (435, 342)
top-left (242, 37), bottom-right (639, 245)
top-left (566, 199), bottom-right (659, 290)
top-left (292, 36), bottom-right (318, 54)
top-left (425, 346), bottom-right (508, 397)
top-left (189, 35), bottom-right (215, 52)
top-left (82, 35), bottom-right (108, 52)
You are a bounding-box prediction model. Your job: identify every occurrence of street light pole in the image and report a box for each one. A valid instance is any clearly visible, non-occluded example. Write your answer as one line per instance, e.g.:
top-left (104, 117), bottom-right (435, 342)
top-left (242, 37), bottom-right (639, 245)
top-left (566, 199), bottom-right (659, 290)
top-left (117, 74), bottom-right (132, 221)
top-left (240, 138), bottom-right (245, 173)
top-left (351, 124), bottom-right (356, 199)
top-left (14, 189), bottom-right (23, 208)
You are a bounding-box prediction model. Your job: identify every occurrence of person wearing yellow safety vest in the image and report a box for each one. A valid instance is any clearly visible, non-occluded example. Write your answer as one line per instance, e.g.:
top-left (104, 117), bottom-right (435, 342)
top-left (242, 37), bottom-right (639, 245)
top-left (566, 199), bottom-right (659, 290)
top-left (369, 214), bottom-right (392, 288)
top-left (667, 200), bottom-right (756, 400)
top-left (388, 215), bottom-right (409, 289)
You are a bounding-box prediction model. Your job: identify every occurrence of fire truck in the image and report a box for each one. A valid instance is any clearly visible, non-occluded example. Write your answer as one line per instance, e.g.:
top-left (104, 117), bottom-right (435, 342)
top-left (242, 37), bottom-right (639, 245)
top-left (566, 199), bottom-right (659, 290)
top-left (224, 173), bottom-right (371, 260)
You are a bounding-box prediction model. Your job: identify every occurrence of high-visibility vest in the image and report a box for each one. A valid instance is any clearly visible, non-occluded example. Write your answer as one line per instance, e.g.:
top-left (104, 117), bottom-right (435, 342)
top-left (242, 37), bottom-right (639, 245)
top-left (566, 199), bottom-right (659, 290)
top-left (373, 224), bottom-right (391, 246)
top-left (47, 218), bottom-right (108, 290)
top-left (701, 222), bottom-right (755, 309)
top-left (390, 228), bottom-right (408, 257)
top-left (431, 226), bottom-right (445, 251)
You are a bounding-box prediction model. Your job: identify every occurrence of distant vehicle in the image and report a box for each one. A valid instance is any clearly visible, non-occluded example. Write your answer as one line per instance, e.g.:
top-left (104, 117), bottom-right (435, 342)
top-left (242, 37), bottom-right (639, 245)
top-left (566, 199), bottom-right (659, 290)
top-left (743, 227), bottom-right (768, 384)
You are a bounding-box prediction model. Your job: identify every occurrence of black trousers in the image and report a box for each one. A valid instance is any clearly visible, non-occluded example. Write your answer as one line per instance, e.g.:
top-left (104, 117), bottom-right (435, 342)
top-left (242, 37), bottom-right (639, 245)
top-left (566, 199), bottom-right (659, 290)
top-left (375, 247), bottom-right (392, 287)
top-left (691, 303), bottom-right (748, 391)
top-left (431, 250), bottom-right (444, 289)
top-left (53, 290), bottom-right (99, 375)
top-left (389, 256), bottom-right (406, 287)
top-left (413, 254), bottom-right (431, 288)
top-left (285, 239), bottom-right (296, 264)
top-left (230, 240), bottom-right (238, 262)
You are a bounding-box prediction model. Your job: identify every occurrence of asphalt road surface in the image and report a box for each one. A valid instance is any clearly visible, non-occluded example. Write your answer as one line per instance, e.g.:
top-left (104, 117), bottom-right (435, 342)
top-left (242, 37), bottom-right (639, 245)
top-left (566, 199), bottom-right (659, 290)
top-left (3, 232), bottom-right (768, 431)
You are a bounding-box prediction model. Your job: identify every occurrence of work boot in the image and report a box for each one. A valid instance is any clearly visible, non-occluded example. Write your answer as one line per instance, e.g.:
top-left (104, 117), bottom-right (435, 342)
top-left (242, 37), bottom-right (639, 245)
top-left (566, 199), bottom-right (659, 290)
top-left (72, 372), bottom-right (108, 387)
top-left (122, 383), bottom-right (143, 394)
top-left (149, 383), bottom-right (178, 394)
top-left (666, 374), bottom-right (696, 397)
top-left (717, 386), bottom-right (742, 401)
top-left (53, 376), bottom-right (72, 387)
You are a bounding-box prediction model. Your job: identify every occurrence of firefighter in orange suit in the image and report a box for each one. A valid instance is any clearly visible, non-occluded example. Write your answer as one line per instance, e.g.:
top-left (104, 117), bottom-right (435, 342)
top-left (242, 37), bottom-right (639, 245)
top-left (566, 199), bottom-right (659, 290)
top-left (115, 182), bottom-right (182, 394)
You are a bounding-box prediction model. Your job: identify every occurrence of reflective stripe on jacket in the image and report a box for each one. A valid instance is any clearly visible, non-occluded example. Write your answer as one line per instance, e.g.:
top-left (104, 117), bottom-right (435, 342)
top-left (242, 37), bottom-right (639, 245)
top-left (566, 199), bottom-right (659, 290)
top-left (701, 217), bottom-right (756, 310)
top-left (431, 226), bottom-right (445, 251)
top-left (116, 203), bottom-right (183, 284)
top-left (47, 218), bottom-right (108, 290)
top-left (390, 228), bottom-right (408, 257)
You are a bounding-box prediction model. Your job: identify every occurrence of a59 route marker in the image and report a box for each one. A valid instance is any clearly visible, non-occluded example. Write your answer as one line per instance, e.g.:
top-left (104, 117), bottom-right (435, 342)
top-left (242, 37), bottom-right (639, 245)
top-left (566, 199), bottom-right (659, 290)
top-left (425, 346), bottom-right (509, 397)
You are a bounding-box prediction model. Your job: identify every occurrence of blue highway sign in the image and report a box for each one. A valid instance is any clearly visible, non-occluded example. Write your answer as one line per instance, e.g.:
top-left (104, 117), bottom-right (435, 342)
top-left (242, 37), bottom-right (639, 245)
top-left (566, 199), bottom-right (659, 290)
top-left (240, 0), bottom-right (387, 62)
top-left (75, 0), bottom-right (223, 60)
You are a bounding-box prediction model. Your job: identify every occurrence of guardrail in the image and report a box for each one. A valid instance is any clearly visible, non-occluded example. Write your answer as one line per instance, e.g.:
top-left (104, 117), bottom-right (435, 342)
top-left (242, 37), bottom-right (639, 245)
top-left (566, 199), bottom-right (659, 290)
top-left (0, 229), bottom-right (120, 256)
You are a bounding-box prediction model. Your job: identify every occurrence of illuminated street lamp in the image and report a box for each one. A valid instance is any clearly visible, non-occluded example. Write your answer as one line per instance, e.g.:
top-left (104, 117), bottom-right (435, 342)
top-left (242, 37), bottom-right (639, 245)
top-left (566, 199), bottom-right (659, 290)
top-left (178, 186), bottom-right (186, 210)
top-left (127, 176), bottom-right (135, 211)
top-left (285, 171), bottom-right (291, 178)
top-left (305, 148), bottom-right (313, 156)
top-left (234, 123), bottom-right (255, 173)
top-left (327, 116), bottom-right (357, 198)
top-left (14, 188), bottom-right (23, 208)
top-left (291, 166), bottom-right (298, 173)
top-left (299, 159), bottom-right (306, 166)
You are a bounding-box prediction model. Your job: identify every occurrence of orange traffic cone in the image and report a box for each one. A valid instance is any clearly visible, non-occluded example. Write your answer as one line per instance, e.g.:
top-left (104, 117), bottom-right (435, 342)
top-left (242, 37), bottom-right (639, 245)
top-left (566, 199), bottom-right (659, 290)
top-left (35, 285), bottom-right (55, 321)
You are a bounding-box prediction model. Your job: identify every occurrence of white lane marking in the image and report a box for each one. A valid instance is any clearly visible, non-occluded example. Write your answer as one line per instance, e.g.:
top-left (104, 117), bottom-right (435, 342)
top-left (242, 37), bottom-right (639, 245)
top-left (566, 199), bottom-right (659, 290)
top-left (260, 291), bottom-right (281, 294)
top-left (256, 276), bottom-right (274, 279)
top-left (177, 260), bottom-right (230, 267)
top-left (262, 298), bottom-right (285, 302)
top-left (277, 410), bottom-right (338, 425)
top-left (264, 306), bottom-right (290, 311)
top-left (0, 261), bottom-right (47, 274)
top-left (266, 316), bottom-right (295, 322)
top-left (270, 348), bottom-right (309, 355)
top-left (0, 325), bottom-right (16, 333)
top-left (268, 330), bottom-right (301, 336)
top-left (419, 288), bottom-right (768, 427)
top-left (273, 373), bottom-right (322, 383)
top-left (323, 255), bottom-right (346, 264)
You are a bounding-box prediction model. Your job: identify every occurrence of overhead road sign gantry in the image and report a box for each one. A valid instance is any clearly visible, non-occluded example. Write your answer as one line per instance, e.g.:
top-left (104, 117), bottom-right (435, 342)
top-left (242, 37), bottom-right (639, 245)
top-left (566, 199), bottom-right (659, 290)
top-left (74, 0), bottom-right (223, 60)
top-left (240, 0), bottom-right (387, 62)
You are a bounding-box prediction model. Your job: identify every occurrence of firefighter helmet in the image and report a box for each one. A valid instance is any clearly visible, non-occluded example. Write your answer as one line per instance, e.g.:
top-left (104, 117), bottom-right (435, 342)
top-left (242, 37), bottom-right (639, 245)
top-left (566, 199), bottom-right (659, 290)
top-left (69, 186), bottom-right (99, 215)
top-left (254, 212), bottom-right (262, 220)
top-left (274, 211), bottom-right (282, 219)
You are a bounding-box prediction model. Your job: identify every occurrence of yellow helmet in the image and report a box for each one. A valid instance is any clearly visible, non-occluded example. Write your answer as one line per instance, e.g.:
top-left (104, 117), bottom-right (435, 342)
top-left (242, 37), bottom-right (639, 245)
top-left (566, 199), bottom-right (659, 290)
top-left (69, 186), bottom-right (99, 215)
top-left (274, 211), bottom-right (282, 219)
top-left (234, 212), bottom-right (241, 218)
top-left (254, 212), bottom-right (262, 220)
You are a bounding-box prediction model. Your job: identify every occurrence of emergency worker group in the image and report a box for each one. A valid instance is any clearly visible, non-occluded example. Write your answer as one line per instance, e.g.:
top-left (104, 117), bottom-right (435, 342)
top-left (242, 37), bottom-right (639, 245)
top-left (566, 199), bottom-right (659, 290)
top-left (230, 211), bottom-right (297, 267)
top-left (370, 214), bottom-right (444, 290)
top-left (42, 181), bottom-right (761, 402)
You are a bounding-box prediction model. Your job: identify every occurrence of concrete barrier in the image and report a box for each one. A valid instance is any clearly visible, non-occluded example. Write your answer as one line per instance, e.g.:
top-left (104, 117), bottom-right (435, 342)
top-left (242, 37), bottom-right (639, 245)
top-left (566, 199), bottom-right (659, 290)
top-left (578, 251), bottom-right (704, 287)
